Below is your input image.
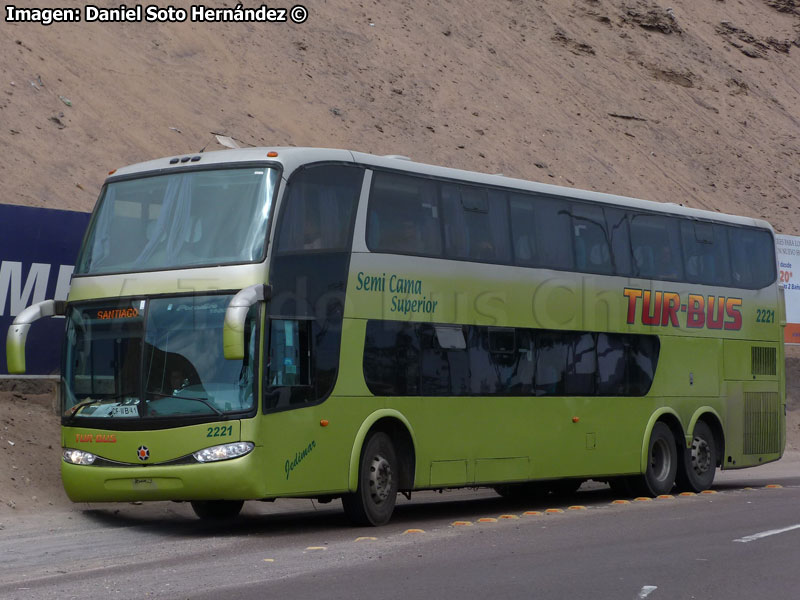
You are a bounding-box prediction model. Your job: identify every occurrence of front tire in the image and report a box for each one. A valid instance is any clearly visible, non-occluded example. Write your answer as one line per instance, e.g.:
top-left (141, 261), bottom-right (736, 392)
top-left (676, 421), bottom-right (717, 492)
top-left (342, 432), bottom-right (399, 526)
top-left (633, 422), bottom-right (677, 496)
top-left (190, 500), bottom-right (244, 520)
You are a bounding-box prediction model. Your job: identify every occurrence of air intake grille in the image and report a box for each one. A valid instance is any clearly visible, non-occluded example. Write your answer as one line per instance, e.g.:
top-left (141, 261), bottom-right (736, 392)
top-left (743, 392), bottom-right (781, 455)
top-left (751, 346), bottom-right (776, 376)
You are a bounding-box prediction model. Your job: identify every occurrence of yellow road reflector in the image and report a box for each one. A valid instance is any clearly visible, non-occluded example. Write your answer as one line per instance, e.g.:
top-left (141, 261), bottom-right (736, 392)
top-left (452, 521), bottom-right (473, 526)
top-left (478, 517), bottom-right (498, 523)
top-left (700, 490), bottom-right (718, 494)
top-left (404, 528), bottom-right (425, 534)
top-left (765, 484), bottom-right (783, 489)
top-left (611, 499), bottom-right (630, 504)
top-left (679, 492), bottom-right (695, 496)
top-left (355, 536), bottom-right (377, 542)
top-left (656, 495), bottom-right (674, 500)
top-left (634, 497), bottom-right (653, 502)
top-left (522, 511), bottom-right (542, 516)
top-left (568, 505), bottom-right (587, 510)
top-left (263, 558), bottom-right (275, 562)
top-left (545, 508), bottom-right (564, 514)
top-left (306, 546), bottom-right (327, 550)
top-left (499, 514), bottom-right (519, 519)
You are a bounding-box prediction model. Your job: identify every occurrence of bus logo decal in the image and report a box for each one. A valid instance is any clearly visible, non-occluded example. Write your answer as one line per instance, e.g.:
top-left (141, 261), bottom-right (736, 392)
top-left (623, 288), bottom-right (742, 331)
top-left (136, 445), bottom-right (150, 461)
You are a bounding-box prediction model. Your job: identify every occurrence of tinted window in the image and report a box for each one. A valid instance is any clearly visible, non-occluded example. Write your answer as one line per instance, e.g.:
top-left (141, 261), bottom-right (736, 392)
top-left (729, 227), bottom-right (776, 289)
top-left (596, 333), bottom-right (626, 396)
top-left (630, 214), bottom-right (683, 280)
top-left (363, 321), bottom-right (658, 397)
top-left (604, 207), bottom-right (632, 276)
top-left (276, 165), bottom-right (363, 252)
top-left (441, 185), bottom-right (511, 262)
top-left (510, 194), bottom-right (573, 270)
top-left (565, 333), bottom-right (597, 395)
top-left (367, 172), bottom-right (442, 255)
top-left (628, 336), bottom-right (660, 396)
top-left (363, 321), bottom-right (420, 396)
top-left (534, 332), bottom-right (568, 396)
top-left (572, 204), bottom-right (613, 274)
top-left (681, 221), bottom-right (731, 286)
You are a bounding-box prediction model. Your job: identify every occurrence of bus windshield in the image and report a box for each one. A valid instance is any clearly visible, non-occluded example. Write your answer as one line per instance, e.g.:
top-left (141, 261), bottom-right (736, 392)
top-left (62, 294), bottom-right (257, 420)
top-left (76, 167), bottom-right (279, 274)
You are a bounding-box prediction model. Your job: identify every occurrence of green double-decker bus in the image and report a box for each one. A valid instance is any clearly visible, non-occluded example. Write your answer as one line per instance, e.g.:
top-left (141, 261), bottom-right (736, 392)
top-left (7, 148), bottom-right (784, 525)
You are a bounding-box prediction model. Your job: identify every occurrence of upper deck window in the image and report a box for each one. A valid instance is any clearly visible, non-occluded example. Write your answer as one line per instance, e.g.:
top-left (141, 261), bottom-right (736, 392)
top-left (76, 167), bottom-right (279, 274)
top-left (274, 165), bottom-right (363, 253)
top-left (366, 172), bottom-right (443, 256)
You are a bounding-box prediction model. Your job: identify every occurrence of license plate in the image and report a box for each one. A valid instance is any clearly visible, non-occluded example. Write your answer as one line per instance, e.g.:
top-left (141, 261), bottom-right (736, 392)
top-left (110, 405), bottom-right (139, 417)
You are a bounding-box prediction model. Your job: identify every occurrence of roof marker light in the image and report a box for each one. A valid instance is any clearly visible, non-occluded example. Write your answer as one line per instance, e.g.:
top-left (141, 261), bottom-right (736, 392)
top-left (107, 169), bottom-right (117, 175)
top-left (169, 158), bottom-right (179, 164)
top-left (267, 151), bottom-right (278, 157)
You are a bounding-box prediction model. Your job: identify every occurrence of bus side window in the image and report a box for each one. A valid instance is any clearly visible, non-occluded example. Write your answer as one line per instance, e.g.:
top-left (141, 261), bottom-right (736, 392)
top-left (363, 321), bottom-right (420, 396)
top-left (729, 227), bottom-right (775, 289)
top-left (441, 184), bottom-right (511, 263)
top-left (510, 194), bottom-right (572, 270)
top-left (538, 197), bottom-right (573, 270)
top-left (276, 166), bottom-right (362, 253)
top-left (534, 332), bottom-right (568, 396)
top-left (596, 333), bottom-right (626, 395)
top-left (509, 195), bottom-right (538, 266)
top-left (680, 221), bottom-right (731, 286)
top-left (604, 207), bottom-right (632, 276)
top-left (626, 335), bottom-right (659, 396)
top-left (265, 320), bottom-right (311, 408)
top-left (571, 204), bottom-right (613, 275)
top-left (419, 324), bottom-right (451, 395)
top-left (367, 172), bottom-right (442, 256)
top-left (630, 213), bottom-right (683, 280)
top-left (565, 333), bottom-right (596, 395)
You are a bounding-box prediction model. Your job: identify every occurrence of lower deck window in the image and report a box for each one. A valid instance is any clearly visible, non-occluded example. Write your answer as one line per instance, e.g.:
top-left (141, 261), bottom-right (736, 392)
top-left (363, 320), bottom-right (659, 397)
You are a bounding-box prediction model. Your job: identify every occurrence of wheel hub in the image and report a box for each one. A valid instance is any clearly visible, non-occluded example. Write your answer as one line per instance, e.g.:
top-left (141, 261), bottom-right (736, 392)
top-left (368, 454), bottom-right (393, 504)
top-left (691, 438), bottom-right (711, 475)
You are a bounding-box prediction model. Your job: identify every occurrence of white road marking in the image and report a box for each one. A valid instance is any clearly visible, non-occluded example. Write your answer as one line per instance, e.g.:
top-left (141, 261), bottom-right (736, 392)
top-left (638, 585), bottom-right (657, 598)
top-left (734, 523), bottom-right (800, 543)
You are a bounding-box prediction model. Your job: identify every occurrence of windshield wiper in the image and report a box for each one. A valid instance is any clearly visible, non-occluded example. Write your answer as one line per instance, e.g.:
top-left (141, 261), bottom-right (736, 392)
top-left (147, 392), bottom-right (224, 416)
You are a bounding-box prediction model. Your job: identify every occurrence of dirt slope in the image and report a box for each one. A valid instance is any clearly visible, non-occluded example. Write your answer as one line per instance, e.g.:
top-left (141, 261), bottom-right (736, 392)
top-left (1, 0), bottom-right (799, 513)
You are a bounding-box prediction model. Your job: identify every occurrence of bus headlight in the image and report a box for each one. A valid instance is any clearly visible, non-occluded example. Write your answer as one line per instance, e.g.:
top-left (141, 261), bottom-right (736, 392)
top-left (193, 442), bottom-right (254, 463)
top-left (63, 448), bottom-right (97, 465)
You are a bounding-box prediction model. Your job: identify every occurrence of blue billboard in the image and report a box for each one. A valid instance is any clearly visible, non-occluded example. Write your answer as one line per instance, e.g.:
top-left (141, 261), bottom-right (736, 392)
top-left (0, 204), bottom-right (90, 377)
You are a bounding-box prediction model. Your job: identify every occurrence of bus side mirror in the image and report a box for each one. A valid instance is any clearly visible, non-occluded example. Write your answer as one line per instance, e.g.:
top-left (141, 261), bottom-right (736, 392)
top-left (223, 284), bottom-right (270, 360)
top-left (6, 299), bottom-right (66, 374)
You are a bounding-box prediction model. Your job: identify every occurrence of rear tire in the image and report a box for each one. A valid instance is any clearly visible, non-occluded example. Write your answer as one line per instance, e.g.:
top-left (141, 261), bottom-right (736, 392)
top-left (190, 500), bottom-right (244, 520)
top-left (342, 432), bottom-right (399, 526)
top-left (676, 421), bottom-right (717, 493)
top-left (632, 422), bottom-right (677, 496)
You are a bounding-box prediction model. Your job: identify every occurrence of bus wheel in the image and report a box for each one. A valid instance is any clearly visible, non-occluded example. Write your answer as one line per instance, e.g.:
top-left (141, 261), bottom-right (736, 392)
top-left (342, 432), bottom-right (399, 526)
top-left (635, 422), bottom-right (677, 496)
top-left (676, 421), bottom-right (717, 493)
top-left (190, 500), bottom-right (244, 520)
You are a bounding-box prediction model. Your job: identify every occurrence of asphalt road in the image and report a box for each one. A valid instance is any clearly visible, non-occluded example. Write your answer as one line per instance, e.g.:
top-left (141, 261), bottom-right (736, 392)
top-left (1, 454), bottom-right (799, 600)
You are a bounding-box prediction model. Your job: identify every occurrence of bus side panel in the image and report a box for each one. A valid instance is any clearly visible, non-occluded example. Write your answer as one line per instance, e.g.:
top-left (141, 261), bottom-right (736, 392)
top-left (255, 397), bottom-right (383, 496)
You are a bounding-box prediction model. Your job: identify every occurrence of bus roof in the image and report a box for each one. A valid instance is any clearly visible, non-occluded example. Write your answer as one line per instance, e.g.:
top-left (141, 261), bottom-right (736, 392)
top-left (108, 146), bottom-right (773, 232)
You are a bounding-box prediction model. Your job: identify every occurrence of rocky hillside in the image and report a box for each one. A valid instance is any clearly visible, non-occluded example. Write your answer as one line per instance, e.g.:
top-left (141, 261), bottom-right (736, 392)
top-left (1, 0), bottom-right (798, 229)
